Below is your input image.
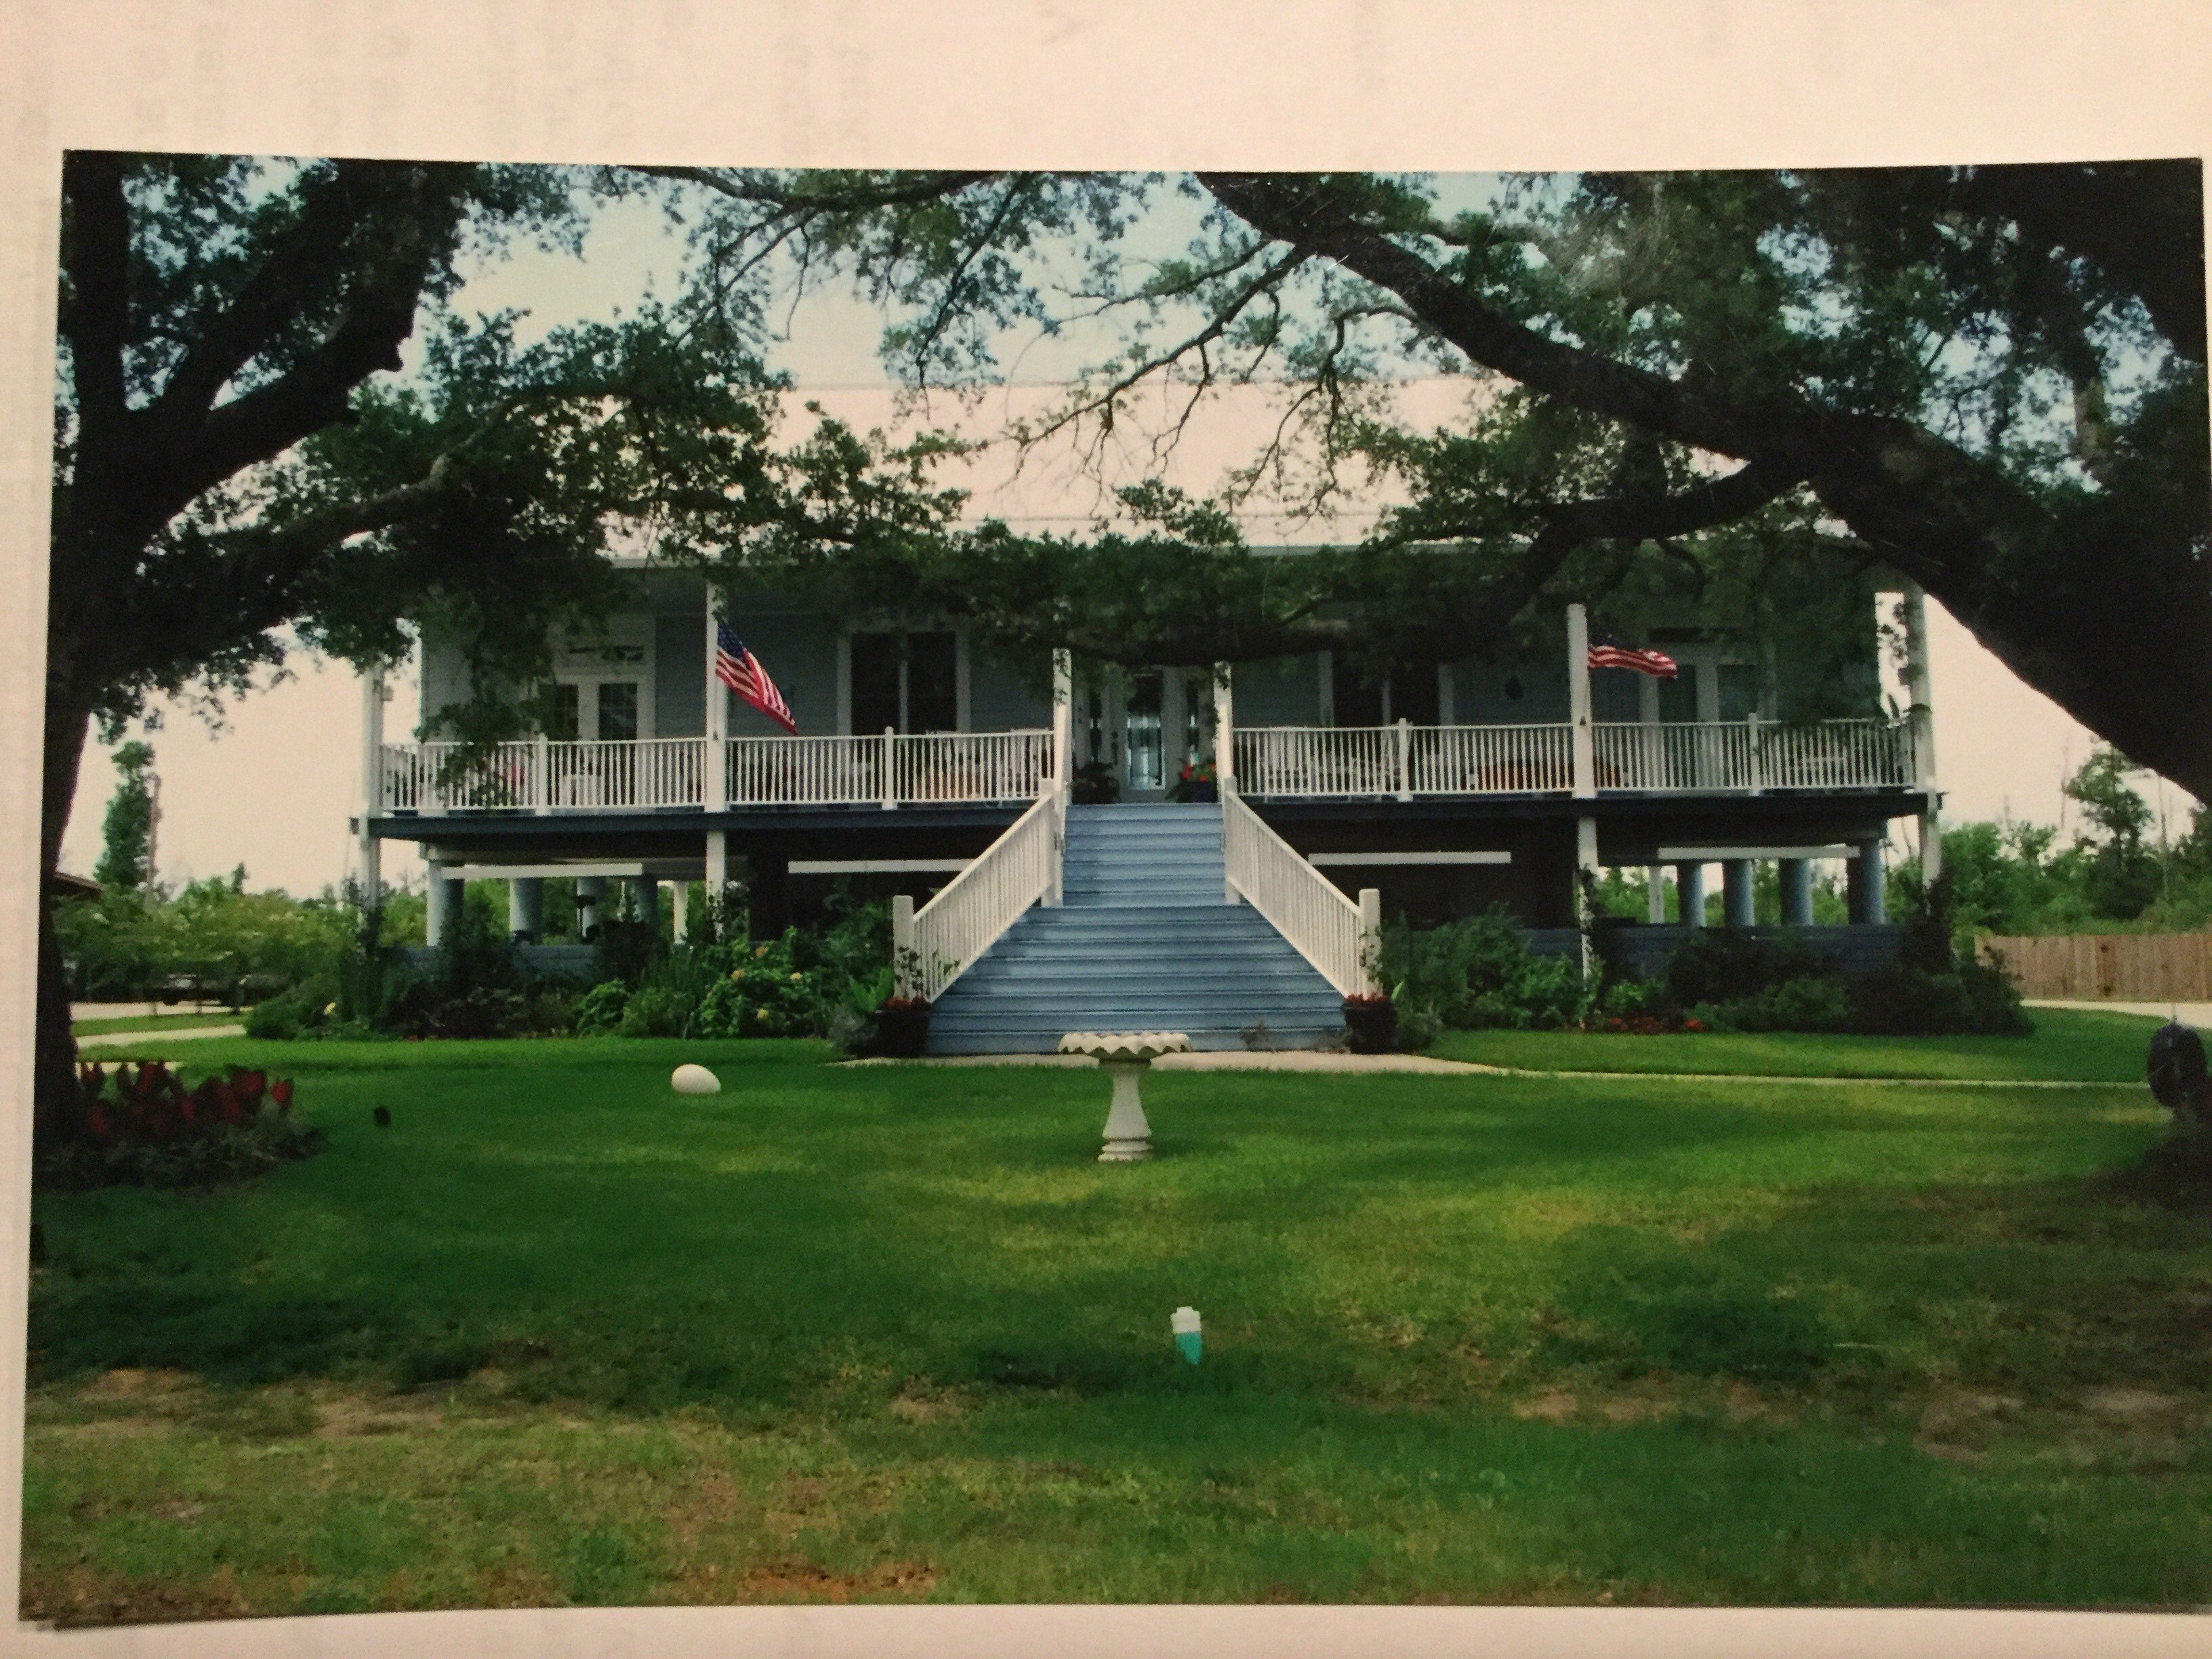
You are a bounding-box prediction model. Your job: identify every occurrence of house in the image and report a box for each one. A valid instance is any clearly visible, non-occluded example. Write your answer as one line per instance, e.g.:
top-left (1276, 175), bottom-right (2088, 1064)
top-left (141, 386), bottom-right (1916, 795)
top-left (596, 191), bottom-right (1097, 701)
top-left (358, 552), bottom-right (1938, 1051)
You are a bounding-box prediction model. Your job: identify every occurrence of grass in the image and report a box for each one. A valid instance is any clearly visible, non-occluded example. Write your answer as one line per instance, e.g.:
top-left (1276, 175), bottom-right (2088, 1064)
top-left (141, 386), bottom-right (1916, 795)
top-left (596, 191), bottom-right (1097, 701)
top-left (1426, 1006), bottom-right (2163, 1082)
top-left (73, 1011), bottom-right (252, 1037)
top-left (24, 1033), bottom-right (2212, 1622)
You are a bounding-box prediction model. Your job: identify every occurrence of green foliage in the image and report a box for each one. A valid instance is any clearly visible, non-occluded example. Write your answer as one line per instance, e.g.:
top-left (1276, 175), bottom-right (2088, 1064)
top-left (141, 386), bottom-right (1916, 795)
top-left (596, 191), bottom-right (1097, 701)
top-left (1687, 978), bottom-right (1853, 1036)
top-left (52, 877), bottom-right (359, 1002)
top-left (91, 741), bottom-right (156, 891)
top-left (1380, 908), bottom-right (1585, 1031)
top-left (571, 982), bottom-right (631, 1036)
top-left (1662, 930), bottom-right (1823, 1008)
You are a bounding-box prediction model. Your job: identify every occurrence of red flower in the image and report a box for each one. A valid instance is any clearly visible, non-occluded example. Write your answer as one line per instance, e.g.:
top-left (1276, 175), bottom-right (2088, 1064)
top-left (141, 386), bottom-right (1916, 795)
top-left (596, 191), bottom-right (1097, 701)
top-left (84, 1104), bottom-right (112, 1143)
top-left (1683, 1019), bottom-right (1704, 1033)
top-left (271, 1078), bottom-right (294, 1113)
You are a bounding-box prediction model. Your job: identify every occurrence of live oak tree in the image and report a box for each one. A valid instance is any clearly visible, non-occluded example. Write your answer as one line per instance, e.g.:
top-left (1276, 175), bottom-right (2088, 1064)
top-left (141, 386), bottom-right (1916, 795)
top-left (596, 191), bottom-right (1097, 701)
top-left (91, 741), bottom-right (156, 893)
top-left (649, 164), bottom-right (2210, 794)
top-left (40, 153), bottom-right (958, 1130)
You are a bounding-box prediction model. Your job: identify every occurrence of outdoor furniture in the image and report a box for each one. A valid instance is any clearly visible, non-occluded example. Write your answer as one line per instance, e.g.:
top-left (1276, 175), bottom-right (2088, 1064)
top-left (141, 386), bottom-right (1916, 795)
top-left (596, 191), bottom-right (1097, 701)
top-left (1057, 1031), bottom-right (1192, 1162)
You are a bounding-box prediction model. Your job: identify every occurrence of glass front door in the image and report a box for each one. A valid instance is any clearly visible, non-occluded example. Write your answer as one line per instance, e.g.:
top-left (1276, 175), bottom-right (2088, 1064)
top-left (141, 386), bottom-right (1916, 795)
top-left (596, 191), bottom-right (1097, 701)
top-left (1124, 670), bottom-right (1166, 794)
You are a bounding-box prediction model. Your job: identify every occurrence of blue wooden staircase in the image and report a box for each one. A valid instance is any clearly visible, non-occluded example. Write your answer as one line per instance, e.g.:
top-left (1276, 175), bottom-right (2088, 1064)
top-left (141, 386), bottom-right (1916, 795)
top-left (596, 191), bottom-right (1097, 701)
top-left (925, 802), bottom-right (1348, 1054)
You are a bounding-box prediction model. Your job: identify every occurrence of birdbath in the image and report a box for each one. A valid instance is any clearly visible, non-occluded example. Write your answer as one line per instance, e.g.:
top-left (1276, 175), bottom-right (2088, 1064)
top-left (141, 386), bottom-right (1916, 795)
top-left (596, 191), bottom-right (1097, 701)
top-left (1057, 1031), bottom-right (1192, 1162)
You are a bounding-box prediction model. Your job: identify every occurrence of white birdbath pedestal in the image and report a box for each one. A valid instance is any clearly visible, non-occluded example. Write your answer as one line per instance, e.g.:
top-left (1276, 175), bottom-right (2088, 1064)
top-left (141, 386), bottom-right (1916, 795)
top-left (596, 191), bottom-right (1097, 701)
top-left (1057, 1031), bottom-right (1192, 1162)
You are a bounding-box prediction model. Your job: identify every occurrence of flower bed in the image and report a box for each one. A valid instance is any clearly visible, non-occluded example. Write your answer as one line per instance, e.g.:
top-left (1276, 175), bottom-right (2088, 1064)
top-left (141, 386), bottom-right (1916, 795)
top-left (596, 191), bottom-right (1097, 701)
top-left (40, 1061), bottom-right (324, 1191)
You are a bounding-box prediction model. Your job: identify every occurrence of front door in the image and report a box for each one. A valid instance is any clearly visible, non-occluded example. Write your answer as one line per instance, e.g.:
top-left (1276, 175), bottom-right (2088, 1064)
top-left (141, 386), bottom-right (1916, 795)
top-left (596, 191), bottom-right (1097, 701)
top-left (1078, 668), bottom-right (1214, 800)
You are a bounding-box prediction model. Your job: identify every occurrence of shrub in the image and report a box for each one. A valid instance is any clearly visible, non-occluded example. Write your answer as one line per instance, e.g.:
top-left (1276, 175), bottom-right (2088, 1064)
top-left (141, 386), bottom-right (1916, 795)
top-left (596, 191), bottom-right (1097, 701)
top-left (1849, 960), bottom-right (2031, 1036)
top-left (1381, 908), bottom-right (1586, 1031)
top-left (695, 931), bottom-right (825, 1037)
top-left (1692, 975), bottom-right (1853, 1034)
top-left (619, 984), bottom-right (693, 1038)
top-left (1662, 929), bottom-right (1823, 1008)
top-left (573, 981), bottom-right (632, 1036)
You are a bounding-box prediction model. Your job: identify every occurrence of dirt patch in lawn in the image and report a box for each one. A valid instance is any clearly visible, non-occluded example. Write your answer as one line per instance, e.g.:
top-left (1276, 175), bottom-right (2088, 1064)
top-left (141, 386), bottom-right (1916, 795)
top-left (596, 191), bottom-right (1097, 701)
top-left (733, 1557), bottom-right (935, 1601)
top-left (23, 1563), bottom-right (260, 1628)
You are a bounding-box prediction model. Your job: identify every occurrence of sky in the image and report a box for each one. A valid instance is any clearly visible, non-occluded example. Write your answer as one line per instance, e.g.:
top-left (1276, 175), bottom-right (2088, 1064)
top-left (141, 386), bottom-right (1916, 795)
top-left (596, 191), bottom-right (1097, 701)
top-left (54, 172), bottom-right (2199, 896)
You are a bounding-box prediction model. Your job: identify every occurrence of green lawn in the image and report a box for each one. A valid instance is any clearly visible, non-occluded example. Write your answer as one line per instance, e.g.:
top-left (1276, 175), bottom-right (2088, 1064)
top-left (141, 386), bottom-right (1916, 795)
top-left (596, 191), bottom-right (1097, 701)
top-left (24, 1035), bottom-right (2212, 1622)
top-left (1427, 1006), bottom-right (2162, 1082)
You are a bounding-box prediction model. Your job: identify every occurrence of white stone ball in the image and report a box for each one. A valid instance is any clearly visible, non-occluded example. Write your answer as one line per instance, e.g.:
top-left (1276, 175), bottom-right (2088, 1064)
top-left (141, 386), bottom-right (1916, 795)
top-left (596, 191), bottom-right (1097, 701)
top-left (670, 1063), bottom-right (722, 1096)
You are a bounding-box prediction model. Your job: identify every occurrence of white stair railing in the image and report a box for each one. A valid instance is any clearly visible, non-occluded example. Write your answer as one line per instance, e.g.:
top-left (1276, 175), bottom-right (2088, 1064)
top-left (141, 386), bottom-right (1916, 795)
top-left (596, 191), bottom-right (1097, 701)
top-left (1221, 786), bottom-right (1379, 997)
top-left (895, 785), bottom-right (1066, 1002)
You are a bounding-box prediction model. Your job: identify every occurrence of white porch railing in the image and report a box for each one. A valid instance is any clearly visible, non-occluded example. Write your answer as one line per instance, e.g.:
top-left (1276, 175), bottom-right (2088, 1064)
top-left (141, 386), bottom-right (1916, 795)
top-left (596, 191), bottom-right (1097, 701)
top-left (377, 729), bottom-right (1054, 813)
top-left (895, 785), bottom-right (1066, 1001)
top-left (1591, 718), bottom-right (1914, 792)
top-left (1233, 718), bottom-right (1913, 799)
top-left (1236, 722), bottom-right (1574, 799)
top-left (380, 738), bottom-right (708, 813)
top-left (1222, 787), bottom-right (1378, 997)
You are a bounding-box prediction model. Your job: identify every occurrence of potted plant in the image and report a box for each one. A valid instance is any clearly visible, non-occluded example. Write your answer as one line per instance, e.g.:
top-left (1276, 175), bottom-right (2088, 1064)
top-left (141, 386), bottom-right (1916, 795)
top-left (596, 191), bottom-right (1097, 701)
top-left (1170, 758), bottom-right (1218, 803)
top-left (871, 996), bottom-right (931, 1057)
top-left (1342, 991), bottom-right (1398, 1053)
top-left (1070, 759), bottom-right (1121, 804)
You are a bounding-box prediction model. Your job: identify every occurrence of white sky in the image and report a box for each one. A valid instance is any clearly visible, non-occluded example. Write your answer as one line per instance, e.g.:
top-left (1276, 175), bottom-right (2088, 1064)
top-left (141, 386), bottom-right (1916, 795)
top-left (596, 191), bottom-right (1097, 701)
top-left (54, 177), bottom-right (2196, 896)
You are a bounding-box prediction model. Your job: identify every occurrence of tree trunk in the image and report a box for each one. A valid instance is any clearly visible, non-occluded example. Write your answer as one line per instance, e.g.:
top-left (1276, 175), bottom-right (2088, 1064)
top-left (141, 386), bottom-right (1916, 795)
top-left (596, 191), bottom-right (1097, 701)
top-left (35, 667), bottom-right (96, 1147)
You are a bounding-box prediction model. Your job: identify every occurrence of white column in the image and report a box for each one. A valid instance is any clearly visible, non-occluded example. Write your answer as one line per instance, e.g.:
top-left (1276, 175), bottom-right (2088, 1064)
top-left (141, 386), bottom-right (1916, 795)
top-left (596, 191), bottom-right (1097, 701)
top-left (703, 586), bottom-right (727, 812)
top-left (1723, 859), bottom-right (1757, 927)
top-left (1359, 887), bottom-right (1384, 996)
top-left (425, 859), bottom-right (462, 948)
top-left (1393, 716), bottom-right (1413, 802)
top-left (1647, 865), bottom-right (1666, 924)
top-left (357, 667), bottom-right (386, 911)
top-left (1677, 862), bottom-right (1708, 928)
top-left (1902, 583), bottom-right (1942, 884)
top-left (892, 893), bottom-right (918, 997)
top-left (1052, 649), bottom-right (1073, 792)
top-left (705, 833), bottom-right (729, 906)
top-left (508, 877), bottom-right (544, 942)
top-left (1567, 603), bottom-right (1595, 800)
top-left (1214, 663), bottom-right (1235, 792)
top-left (881, 726), bottom-right (898, 810)
top-left (1779, 859), bottom-right (1815, 926)
top-left (672, 880), bottom-right (689, 942)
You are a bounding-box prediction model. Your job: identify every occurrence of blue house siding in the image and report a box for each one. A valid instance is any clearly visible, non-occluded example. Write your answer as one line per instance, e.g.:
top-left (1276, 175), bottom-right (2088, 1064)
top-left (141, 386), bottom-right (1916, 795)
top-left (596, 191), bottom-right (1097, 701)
top-left (969, 642), bottom-right (1052, 731)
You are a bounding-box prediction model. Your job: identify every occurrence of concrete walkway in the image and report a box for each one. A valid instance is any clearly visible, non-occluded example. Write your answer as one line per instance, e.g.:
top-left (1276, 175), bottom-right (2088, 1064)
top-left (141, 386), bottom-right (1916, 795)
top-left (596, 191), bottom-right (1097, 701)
top-left (2029, 999), bottom-right (2211, 1025)
top-left (843, 1049), bottom-right (2138, 1088)
top-left (76, 1025), bottom-right (244, 1048)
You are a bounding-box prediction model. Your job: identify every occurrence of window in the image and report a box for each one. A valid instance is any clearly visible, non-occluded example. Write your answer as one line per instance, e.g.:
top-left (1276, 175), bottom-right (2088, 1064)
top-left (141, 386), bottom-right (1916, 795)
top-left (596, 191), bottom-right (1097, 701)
top-left (1393, 665), bottom-right (1440, 726)
top-left (548, 683), bottom-right (580, 741)
top-left (1717, 662), bottom-right (1761, 722)
top-left (596, 682), bottom-right (639, 742)
top-left (848, 629), bottom-right (961, 734)
top-left (1331, 657), bottom-right (1385, 726)
top-left (1658, 667), bottom-right (1701, 724)
top-left (907, 631), bottom-right (958, 732)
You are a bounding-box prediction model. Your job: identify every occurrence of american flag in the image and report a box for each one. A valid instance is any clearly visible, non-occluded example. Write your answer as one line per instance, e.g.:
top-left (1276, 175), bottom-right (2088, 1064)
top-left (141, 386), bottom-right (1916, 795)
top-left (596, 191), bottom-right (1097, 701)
top-left (1586, 639), bottom-right (1679, 678)
top-left (715, 621), bottom-right (798, 733)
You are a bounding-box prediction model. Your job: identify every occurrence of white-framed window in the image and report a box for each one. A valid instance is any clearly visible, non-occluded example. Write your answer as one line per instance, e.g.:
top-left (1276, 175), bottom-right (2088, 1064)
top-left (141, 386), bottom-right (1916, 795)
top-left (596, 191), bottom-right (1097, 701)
top-left (844, 628), bottom-right (967, 733)
top-left (549, 619), bottom-right (654, 740)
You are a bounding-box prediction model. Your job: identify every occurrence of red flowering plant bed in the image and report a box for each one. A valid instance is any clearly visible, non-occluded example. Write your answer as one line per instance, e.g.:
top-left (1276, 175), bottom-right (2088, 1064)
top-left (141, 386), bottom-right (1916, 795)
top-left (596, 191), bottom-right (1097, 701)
top-left (38, 1060), bottom-right (325, 1191)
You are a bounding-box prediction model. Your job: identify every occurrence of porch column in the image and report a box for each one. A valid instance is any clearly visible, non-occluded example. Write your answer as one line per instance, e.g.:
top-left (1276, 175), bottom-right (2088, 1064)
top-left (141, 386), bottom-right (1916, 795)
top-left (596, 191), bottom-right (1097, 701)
top-left (1722, 859), bottom-right (1757, 927)
top-left (704, 587), bottom-right (728, 812)
top-left (1847, 838), bottom-right (1887, 924)
top-left (1212, 662), bottom-right (1235, 792)
top-left (1566, 604), bottom-right (1595, 800)
top-left (1778, 859), bottom-right (1815, 927)
top-left (1052, 649), bottom-right (1073, 792)
top-left (672, 880), bottom-right (689, 942)
top-left (425, 861), bottom-right (463, 948)
top-left (356, 667), bottom-right (386, 912)
top-left (1677, 862), bottom-right (1708, 928)
top-left (1646, 865), bottom-right (1666, 924)
top-left (1902, 584), bottom-right (1942, 884)
top-left (575, 875), bottom-right (607, 941)
top-left (638, 879), bottom-right (663, 936)
top-left (508, 877), bottom-right (545, 943)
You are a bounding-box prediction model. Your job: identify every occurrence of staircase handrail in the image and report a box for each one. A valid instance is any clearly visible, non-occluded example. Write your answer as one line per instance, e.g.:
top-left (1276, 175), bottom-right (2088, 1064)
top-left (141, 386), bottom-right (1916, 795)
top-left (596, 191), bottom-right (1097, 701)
top-left (895, 783), bottom-right (1066, 1002)
top-left (1221, 785), bottom-right (1379, 997)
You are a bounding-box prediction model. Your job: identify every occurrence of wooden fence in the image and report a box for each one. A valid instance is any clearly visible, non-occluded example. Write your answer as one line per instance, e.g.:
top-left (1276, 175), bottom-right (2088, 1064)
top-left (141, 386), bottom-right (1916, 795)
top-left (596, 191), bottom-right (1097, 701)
top-left (1977, 932), bottom-right (2212, 1003)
